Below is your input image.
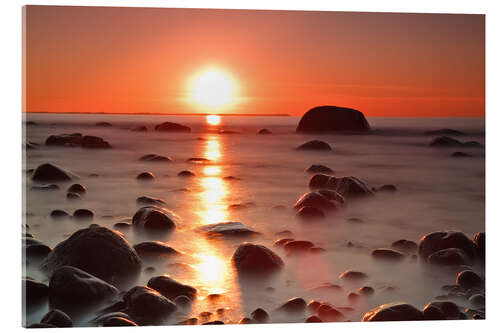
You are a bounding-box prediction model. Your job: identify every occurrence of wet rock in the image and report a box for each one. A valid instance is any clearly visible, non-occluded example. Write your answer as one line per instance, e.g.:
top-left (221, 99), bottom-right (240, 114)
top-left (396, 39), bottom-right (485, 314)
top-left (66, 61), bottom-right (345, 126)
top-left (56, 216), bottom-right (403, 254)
top-left (102, 316), bottom-right (138, 326)
top-left (317, 304), bottom-right (344, 321)
top-left (40, 309), bottom-right (73, 327)
top-left (358, 286), bottom-right (374, 296)
top-left (131, 126), bottom-right (147, 132)
top-left (42, 225), bottom-right (141, 282)
top-left (178, 170), bottom-right (195, 177)
top-left (96, 122), bottom-right (112, 127)
top-left (309, 174), bottom-right (332, 189)
top-left (136, 196), bottom-right (166, 206)
top-left (425, 129), bottom-right (465, 136)
top-left (196, 222), bottom-right (258, 237)
top-left (451, 151), bottom-right (471, 158)
top-left (123, 286), bottom-right (177, 323)
top-left (232, 243), bottom-right (284, 274)
top-left (186, 157), bottom-right (211, 164)
top-left (139, 154), bottom-right (172, 162)
top-left (468, 294), bottom-right (485, 309)
top-left (174, 295), bottom-right (192, 307)
top-left (430, 136), bottom-right (463, 147)
top-left (50, 209), bottom-right (69, 219)
top-left (307, 300), bottom-right (322, 312)
top-left (136, 172), bottom-right (154, 181)
top-left (428, 248), bottom-right (471, 266)
top-left (306, 165), bottom-right (334, 174)
top-left (339, 270), bottom-right (367, 281)
top-left (147, 275), bottom-right (197, 300)
top-left (274, 238), bottom-right (294, 247)
top-left (257, 128), bottom-right (272, 135)
top-left (456, 270), bottom-right (482, 290)
top-left (67, 183), bottom-right (86, 194)
top-left (284, 240), bottom-right (315, 254)
top-left (326, 176), bottom-right (373, 198)
top-left (81, 135), bottom-right (111, 149)
top-left (379, 184), bottom-right (397, 192)
top-left (422, 301), bottom-right (460, 320)
top-left (251, 308), bottom-right (269, 322)
top-left (31, 163), bottom-right (73, 182)
top-left (114, 222), bottom-right (132, 229)
top-left (422, 305), bottom-right (446, 320)
top-left (275, 230), bottom-right (293, 237)
top-left (296, 206), bottom-right (325, 220)
top-left (49, 266), bottom-right (118, 305)
top-left (294, 192), bottom-right (339, 211)
top-left (473, 232), bottom-right (485, 259)
top-left (317, 189), bottom-right (345, 204)
top-left (155, 121), bottom-right (191, 132)
top-left (371, 248), bottom-right (405, 261)
top-left (362, 302), bottom-right (423, 321)
top-left (311, 283), bottom-right (343, 293)
top-left (24, 238), bottom-right (52, 257)
top-left (418, 231), bottom-right (477, 262)
top-left (92, 312), bottom-right (132, 325)
top-left (348, 292), bottom-right (361, 302)
top-left (66, 192), bottom-right (81, 200)
top-left (296, 140), bottom-right (332, 151)
top-left (279, 297), bottom-right (306, 312)
top-left (23, 278), bottom-right (48, 303)
top-left (45, 133), bottom-right (83, 146)
top-left (296, 106), bottom-right (370, 133)
top-left (306, 315), bottom-right (322, 323)
top-left (31, 184), bottom-right (60, 191)
top-left (134, 241), bottom-right (180, 257)
top-left (73, 209), bottom-right (94, 220)
top-left (391, 239), bottom-right (418, 254)
top-left (132, 206), bottom-right (176, 230)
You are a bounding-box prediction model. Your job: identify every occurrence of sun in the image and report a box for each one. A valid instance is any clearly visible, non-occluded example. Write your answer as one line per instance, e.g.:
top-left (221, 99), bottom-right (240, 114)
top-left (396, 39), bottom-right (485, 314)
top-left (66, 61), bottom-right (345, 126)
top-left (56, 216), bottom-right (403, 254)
top-left (189, 68), bottom-right (238, 109)
top-left (206, 114), bottom-right (221, 125)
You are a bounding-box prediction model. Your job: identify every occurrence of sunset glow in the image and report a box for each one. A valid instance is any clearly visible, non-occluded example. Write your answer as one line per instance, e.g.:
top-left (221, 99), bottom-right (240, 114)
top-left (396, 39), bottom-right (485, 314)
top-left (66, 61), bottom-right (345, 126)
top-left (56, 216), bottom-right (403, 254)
top-left (206, 114), bottom-right (221, 125)
top-left (189, 68), bottom-right (238, 110)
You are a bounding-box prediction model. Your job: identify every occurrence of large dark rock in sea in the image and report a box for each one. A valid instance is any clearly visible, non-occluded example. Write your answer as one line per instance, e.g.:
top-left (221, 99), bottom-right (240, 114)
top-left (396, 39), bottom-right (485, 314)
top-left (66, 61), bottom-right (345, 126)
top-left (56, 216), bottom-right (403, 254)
top-left (49, 266), bottom-right (118, 306)
top-left (296, 106), bottom-right (370, 133)
top-left (428, 248), bottom-right (471, 266)
top-left (196, 222), bottom-right (259, 237)
top-left (155, 121), bottom-right (191, 132)
top-left (45, 133), bottom-right (83, 146)
top-left (42, 225), bottom-right (141, 282)
top-left (232, 243), bottom-right (284, 274)
top-left (293, 192), bottom-right (340, 211)
top-left (123, 286), bottom-right (177, 324)
top-left (362, 302), bottom-right (423, 321)
top-left (418, 231), bottom-right (477, 262)
top-left (134, 241), bottom-right (180, 257)
top-left (23, 278), bottom-right (49, 304)
top-left (81, 135), bottom-right (111, 149)
top-left (422, 301), bottom-right (460, 320)
top-left (31, 163), bottom-right (73, 182)
top-left (40, 309), bottom-right (73, 327)
top-left (132, 206), bottom-right (176, 231)
top-left (147, 275), bottom-right (197, 300)
top-left (296, 140), bottom-right (332, 151)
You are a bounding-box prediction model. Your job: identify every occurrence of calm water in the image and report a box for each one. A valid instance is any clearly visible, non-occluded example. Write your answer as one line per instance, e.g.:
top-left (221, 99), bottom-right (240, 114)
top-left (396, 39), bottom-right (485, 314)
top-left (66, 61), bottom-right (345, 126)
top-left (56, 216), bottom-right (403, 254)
top-left (22, 114), bottom-right (485, 326)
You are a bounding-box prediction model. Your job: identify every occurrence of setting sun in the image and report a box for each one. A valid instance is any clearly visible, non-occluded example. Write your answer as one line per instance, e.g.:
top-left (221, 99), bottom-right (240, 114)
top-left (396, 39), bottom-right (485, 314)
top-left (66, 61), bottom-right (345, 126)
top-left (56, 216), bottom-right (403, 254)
top-left (206, 114), bottom-right (221, 125)
top-left (189, 68), bottom-right (238, 109)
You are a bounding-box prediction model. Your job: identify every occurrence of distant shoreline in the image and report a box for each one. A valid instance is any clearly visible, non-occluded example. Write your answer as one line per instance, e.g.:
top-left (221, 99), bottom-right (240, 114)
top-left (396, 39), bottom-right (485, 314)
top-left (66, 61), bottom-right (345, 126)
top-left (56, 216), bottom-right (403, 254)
top-left (24, 111), bottom-right (291, 117)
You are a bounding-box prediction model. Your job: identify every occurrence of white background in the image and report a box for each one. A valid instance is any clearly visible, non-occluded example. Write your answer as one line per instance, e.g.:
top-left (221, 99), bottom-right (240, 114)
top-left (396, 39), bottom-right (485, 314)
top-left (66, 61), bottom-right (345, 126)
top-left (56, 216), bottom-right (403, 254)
top-left (0, 0), bottom-right (498, 332)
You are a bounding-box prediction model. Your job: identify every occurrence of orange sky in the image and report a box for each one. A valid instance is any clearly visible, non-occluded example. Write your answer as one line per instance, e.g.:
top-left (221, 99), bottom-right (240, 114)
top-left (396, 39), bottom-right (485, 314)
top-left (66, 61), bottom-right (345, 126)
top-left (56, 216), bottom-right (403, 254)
top-left (24, 6), bottom-right (485, 117)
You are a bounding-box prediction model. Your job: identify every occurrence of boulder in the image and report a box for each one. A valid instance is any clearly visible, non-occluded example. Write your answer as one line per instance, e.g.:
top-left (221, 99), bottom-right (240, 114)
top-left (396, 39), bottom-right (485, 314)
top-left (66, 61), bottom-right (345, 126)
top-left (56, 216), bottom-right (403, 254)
top-left (456, 270), bottom-right (482, 290)
top-left (257, 129), bottom-right (272, 135)
top-left (123, 286), bottom-right (177, 323)
top-left (42, 225), bottom-right (141, 282)
top-left (293, 192), bottom-right (339, 211)
top-left (67, 184), bottom-right (86, 195)
top-left (48, 266), bottom-right (118, 305)
top-left (73, 209), bottom-right (94, 220)
top-left (178, 170), bottom-right (195, 177)
top-left (429, 136), bottom-right (463, 147)
top-left (23, 278), bottom-right (48, 303)
top-left (186, 157), bottom-right (211, 164)
top-left (102, 316), bottom-right (138, 326)
top-left (66, 192), bottom-right (81, 200)
top-left (139, 154), bottom-right (172, 162)
top-left (196, 222), bottom-right (259, 237)
top-left (136, 172), bottom-right (155, 181)
top-left (155, 121), bottom-right (191, 132)
top-left (371, 248), bottom-right (405, 261)
top-left (306, 165), bottom-right (333, 174)
top-left (296, 140), bottom-right (332, 151)
top-left (31, 163), bottom-right (73, 182)
top-left (148, 275), bottom-right (197, 301)
top-left (45, 133), bottom-right (83, 146)
top-left (132, 206), bottom-right (176, 231)
top-left (284, 240), bottom-right (315, 254)
top-left (232, 243), bottom-right (284, 274)
top-left (422, 301), bottom-right (460, 320)
top-left (339, 270), bottom-right (367, 281)
top-left (317, 304), bottom-right (344, 321)
top-left (50, 210), bottom-right (69, 219)
top-left (418, 231), bottom-right (477, 262)
top-left (428, 248), bottom-right (471, 266)
top-left (473, 232), bottom-right (485, 259)
top-left (317, 189), bottom-right (345, 204)
top-left (40, 309), bottom-right (73, 327)
top-left (306, 315), bottom-right (323, 323)
top-left (391, 240), bottom-right (418, 254)
top-left (296, 206), bottom-right (325, 220)
top-left (134, 241), bottom-right (180, 257)
top-left (326, 176), bottom-right (373, 198)
top-left (136, 196), bottom-right (166, 206)
top-left (362, 302), bottom-right (423, 321)
top-left (24, 238), bottom-right (52, 257)
top-left (251, 308), bottom-right (269, 322)
top-left (469, 294), bottom-right (485, 309)
top-left (81, 135), bottom-right (111, 149)
top-left (358, 286), bottom-right (375, 296)
top-left (309, 174), bottom-right (331, 188)
top-left (131, 126), bottom-right (147, 132)
top-left (296, 106), bottom-right (370, 133)
top-left (278, 297), bottom-right (306, 312)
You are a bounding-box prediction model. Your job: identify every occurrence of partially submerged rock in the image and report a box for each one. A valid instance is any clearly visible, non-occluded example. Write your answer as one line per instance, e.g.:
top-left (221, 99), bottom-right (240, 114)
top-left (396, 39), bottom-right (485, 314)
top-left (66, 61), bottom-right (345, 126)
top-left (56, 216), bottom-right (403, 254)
top-left (456, 270), bottom-right (482, 290)
top-left (428, 248), bottom-right (471, 266)
top-left (40, 309), bottom-right (73, 327)
top-left (339, 270), bottom-right (368, 281)
top-left (178, 170), bottom-right (195, 177)
top-left (23, 278), bottom-right (49, 303)
top-left (81, 135), bottom-right (111, 148)
top-left (134, 241), bottom-right (180, 257)
top-left (196, 222), bottom-right (259, 237)
top-left (136, 196), bottom-right (166, 207)
top-left (139, 154), bottom-right (172, 162)
top-left (418, 231), bottom-right (477, 262)
top-left (136, 172), bottom-right (155, 181)
top-left (296, 106), bottom-right (371, 133)
top-left (306, 164), bottom-right (334, 174)
top-left (278, 297), bottom-right (306, 313)
top-left (132, 206), bottom-right (176, 231)
top-left (155, 121), bottom-right (191, 132)
top-left (257, 129), bottom-right (272, 135)
top-left (391, 239), bottom-right (418, 254)
top-left (67, 183), bottom-right (86, 195)
top-left (31, 163), bottom-right (73, 182)
top-left (42, 225), bottom-right (141, 282)
top-left (131, 126), bottom-right (147, 132)
top-left (422, 301), bottom-right (460, 320)
top-left (293, 192), bottom-right (340, 211)
top-left (371, 248), bottom-right (405, 261)
top-left (362, 302), bottom-right (423, 321)
top-left (296, 206), bottom-right (325, 220)
top-left (147, 275), bottom-right (197, 300)
top-left (296, 140), bottom-right (332, 151)
top-left (123, 286), bottom-right (177, 323)
top-left (232, 243), bottom-right (284, 274)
